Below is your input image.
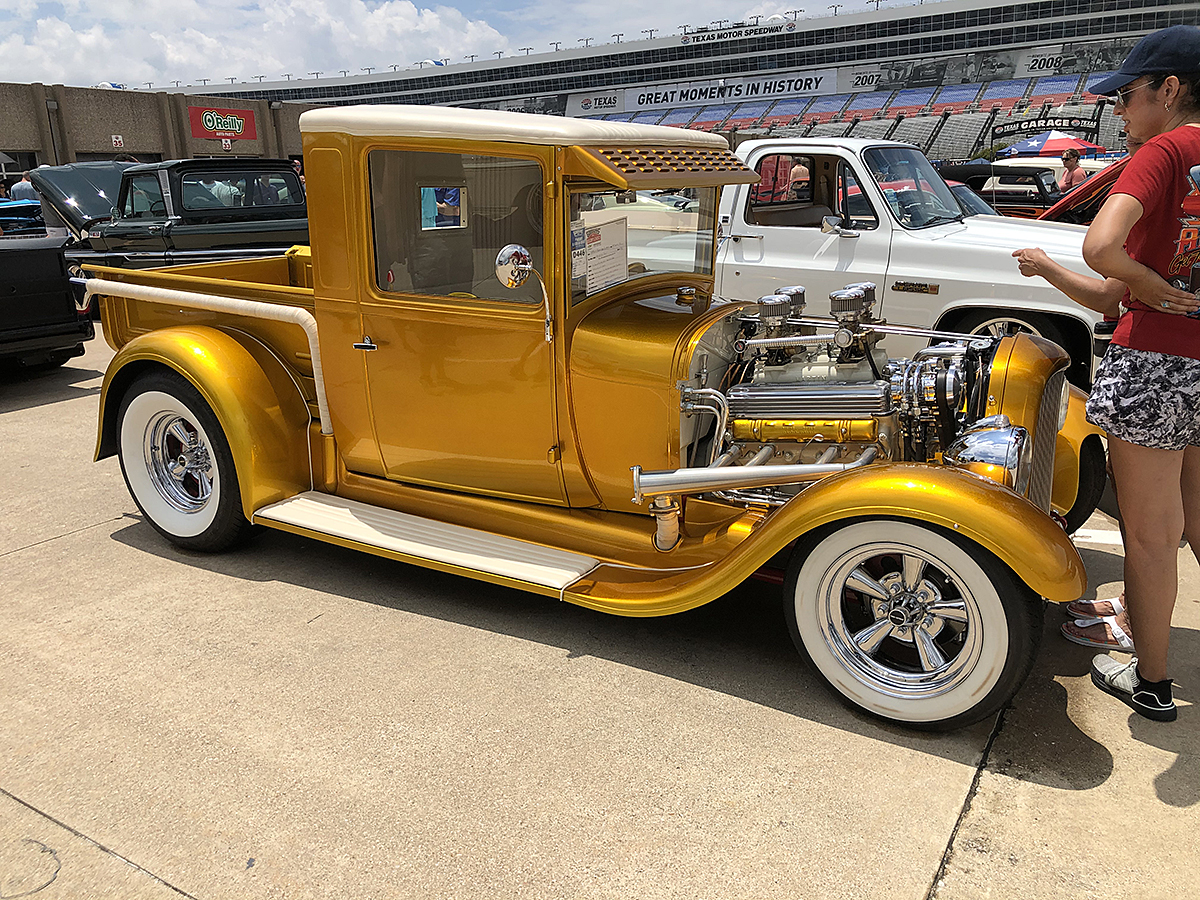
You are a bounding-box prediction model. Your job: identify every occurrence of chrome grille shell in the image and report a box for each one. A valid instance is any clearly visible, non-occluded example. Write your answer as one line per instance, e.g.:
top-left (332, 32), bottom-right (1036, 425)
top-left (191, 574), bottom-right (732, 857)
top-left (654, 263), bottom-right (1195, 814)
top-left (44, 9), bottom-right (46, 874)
top-left (1028, 368), bottom-right (1065, 512)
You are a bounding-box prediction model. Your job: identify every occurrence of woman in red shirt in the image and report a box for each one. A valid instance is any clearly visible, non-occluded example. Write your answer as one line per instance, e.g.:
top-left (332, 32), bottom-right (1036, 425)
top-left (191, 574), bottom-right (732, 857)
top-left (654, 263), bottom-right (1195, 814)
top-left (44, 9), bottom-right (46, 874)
top-left (1081, 25), bottom-right (1200, 721)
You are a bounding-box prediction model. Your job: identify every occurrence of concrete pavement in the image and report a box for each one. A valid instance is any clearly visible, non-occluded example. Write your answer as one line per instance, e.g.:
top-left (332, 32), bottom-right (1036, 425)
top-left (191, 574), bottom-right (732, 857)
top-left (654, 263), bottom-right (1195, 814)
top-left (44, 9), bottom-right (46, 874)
top-left (1, 331), bottom-right (1195, 899)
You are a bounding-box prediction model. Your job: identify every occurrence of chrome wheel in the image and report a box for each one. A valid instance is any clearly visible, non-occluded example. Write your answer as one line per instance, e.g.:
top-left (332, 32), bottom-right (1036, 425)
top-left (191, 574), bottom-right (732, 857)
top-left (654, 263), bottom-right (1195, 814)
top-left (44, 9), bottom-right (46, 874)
top-left (818, 542), bottom-right (984, 701)
top-left (967, 316), bottom-right (1043, 339)
top-left (144, 412), bottom-right (214, 513)
top-left (787, 520), bottom-right (1036, 728)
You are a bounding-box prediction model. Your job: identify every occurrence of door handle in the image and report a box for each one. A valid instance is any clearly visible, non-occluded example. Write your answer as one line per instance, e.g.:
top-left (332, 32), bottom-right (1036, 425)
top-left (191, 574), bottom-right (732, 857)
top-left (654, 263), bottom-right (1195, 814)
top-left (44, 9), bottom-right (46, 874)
top-left (352, 335), bottom-right (377, 351)
top-left (730, 233), bottom-right (763, 242)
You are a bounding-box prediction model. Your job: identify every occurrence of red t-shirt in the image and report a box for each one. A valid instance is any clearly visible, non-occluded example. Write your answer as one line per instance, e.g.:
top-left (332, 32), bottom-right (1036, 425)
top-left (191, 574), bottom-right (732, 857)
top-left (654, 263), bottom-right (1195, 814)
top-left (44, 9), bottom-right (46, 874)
top-left (1109, 124), bottom-right (1200, 361)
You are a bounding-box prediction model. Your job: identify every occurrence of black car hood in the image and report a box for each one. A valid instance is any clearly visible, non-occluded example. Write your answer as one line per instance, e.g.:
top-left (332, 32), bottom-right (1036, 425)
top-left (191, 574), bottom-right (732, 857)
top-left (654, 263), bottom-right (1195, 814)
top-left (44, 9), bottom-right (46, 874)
top-left (29, 162), bottom-right (135, 233)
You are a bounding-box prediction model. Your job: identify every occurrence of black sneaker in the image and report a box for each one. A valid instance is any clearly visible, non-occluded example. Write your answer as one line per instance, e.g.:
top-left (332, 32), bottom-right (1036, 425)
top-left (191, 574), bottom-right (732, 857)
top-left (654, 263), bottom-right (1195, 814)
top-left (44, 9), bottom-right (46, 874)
top-left (1091, 655), bottom-right (1177, 722)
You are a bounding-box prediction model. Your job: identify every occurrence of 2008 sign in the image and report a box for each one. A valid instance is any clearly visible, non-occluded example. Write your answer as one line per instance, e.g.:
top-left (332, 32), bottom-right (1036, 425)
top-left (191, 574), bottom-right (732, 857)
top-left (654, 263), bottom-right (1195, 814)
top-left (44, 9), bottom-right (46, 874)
top-left (1027, 57), bottom-right (1065, 71)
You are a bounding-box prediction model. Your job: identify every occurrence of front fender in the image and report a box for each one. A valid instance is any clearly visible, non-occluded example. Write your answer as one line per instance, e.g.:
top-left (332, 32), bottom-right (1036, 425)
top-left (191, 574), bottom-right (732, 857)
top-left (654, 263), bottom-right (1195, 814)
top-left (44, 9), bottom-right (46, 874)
top-left (1053, 384), bottom-right (1104, 514)
top-left (564, 463), bottom-right (1086, 615)
top-left (95, 325), bottom-right (314, 519)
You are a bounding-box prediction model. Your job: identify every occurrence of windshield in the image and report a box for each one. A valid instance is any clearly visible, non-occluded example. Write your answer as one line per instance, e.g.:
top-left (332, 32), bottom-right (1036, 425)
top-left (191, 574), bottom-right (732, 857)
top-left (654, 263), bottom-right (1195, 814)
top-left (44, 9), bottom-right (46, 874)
top-left (949, 183), bottom-right (1000, 217)
top-left (863, 147), bottom-right (963, 229)
top-left (567, 186), bottom-right (716, 303)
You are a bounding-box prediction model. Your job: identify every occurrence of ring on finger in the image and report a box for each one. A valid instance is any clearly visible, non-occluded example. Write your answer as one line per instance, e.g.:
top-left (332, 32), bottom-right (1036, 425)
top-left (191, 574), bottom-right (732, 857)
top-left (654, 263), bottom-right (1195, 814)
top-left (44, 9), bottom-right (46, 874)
top-left (1162, 300), bottom-right (1170, 308)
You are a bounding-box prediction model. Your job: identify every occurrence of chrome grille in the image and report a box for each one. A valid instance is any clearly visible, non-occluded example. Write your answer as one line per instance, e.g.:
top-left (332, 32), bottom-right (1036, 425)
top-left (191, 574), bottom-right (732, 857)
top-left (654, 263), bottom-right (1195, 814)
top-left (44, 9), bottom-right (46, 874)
top-left (726, 382), bottom-right (893, 419)
top-left (1028, 369), bottom-right (1064, 512)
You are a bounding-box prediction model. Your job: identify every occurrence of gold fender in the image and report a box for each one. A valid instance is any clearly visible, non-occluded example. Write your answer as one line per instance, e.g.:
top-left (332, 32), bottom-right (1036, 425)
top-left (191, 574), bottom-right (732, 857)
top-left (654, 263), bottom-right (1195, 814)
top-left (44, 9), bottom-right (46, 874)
top-left (565, 463), bottom-right (1085, 615)
top-left (95, 325), bottom-right (314, 518)
top-left (1053, 384), bottom-right (1105, 515)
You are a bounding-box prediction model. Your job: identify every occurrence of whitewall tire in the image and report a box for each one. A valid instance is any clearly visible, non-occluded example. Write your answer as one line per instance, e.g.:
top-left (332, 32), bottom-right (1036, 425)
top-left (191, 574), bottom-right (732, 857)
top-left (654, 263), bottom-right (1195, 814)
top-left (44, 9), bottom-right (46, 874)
top-left (785, 519), bottom-right (1041, 730)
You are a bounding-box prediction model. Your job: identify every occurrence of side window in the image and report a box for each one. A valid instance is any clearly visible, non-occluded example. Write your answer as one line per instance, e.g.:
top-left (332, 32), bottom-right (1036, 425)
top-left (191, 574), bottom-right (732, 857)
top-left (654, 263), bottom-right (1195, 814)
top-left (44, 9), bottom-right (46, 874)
top-left (746, 154), bottom-right (824, 227)
top-left (122, 175), bottom-right (166, 219)
top-left (837, 164), bottom-right (879, 231)
top-left (180, 174), bottom-right (238, 210)
top-left (369, 149), bottom-right (543, 303)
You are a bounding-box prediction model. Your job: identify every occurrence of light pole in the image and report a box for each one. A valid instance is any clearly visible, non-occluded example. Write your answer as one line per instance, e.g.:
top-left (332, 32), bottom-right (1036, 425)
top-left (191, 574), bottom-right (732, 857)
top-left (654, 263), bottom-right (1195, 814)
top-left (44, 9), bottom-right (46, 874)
top-left (308, 71), bottom-right (322, 79)
top-left (678, 25), bottom-right (689, 35)
top-left (198, 77), bottom-right (210, 85)
top-left (465, 54), bottom-right (477, 62)
top-left (362, 66), bottom-right (374, 75)
top-left (254, 75), bottom-right (265, 82)
top-left (493, 50), bottom-right (504, 58)
top-left (579, 37), bottom-right (593, 47)
top-left (550, 41), bottom-right (561, 50)
top-left (390, 64), bottom-right (401, 71)
top-left (828, 4), bottom-right (843, 15)
top-left (519, 47), bottom-right (532, 55)
top-left (226, 77), bottom-right (236, 84)
top-left (144, 82), bottom-right (153, 89)
top-left (867, 0), bottom-right (888, 8)
top-left (787, 10), bottom-right (803, 21)
top-left (612, 33), bottom-right (623, 43)
top-left (641, 29), bottom-right (657, 39)
top-left (339, 70), bottom-right (349, 77)
top-left (712, 19), bottom-right (729, 29)
top-left (172, 80), bottom-right (182, 86)
top-left (282, 74), bottom-right (292, 80)
top-left (748, 15), bottom-right (762, 25)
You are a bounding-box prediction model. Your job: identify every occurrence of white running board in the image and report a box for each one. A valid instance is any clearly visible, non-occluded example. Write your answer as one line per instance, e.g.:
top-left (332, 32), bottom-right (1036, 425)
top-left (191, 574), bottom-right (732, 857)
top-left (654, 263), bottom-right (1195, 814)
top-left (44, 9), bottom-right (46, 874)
top-left (253, 491), bottom-right (599, 591)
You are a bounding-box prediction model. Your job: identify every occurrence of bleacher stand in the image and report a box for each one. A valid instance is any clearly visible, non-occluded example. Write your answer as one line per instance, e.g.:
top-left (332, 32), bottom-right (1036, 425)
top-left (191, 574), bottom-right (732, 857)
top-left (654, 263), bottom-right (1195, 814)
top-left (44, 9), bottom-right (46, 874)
top-left (690, 103), bottom-right (738, 130)
top-left (602, 112), bottom-right (636, 122)
top-left (629, 110), bottom-right (667, 125)
top-left (1095, 102), bottom-right (1125, 149)
top-left (1028, 74), bottom-right (1084, 109)
top-left (889, 116), bottom-right (941, 147)
top-left (889, 87), bottom-right (937, 116)
top-left (724, 100), bottom-right (775, 129)
top-left (658, 106), bottom-right (703, 128)
top-left (930, 83), bottom-right (984, 114)
top-left (927, 111), bottom-right (993, 158)
top-left (851, 119), bottom-right (895, 139)
top-left (809, 121), bottom-right (855, 136)
top-left (979, 79), bottom-right (1030, 112)
top-left (844, 90), bottom-right (894, 120)
top-left (805, 94), bottom-right (852, 123)
top-left (760, 98), bottom-right (814, 127)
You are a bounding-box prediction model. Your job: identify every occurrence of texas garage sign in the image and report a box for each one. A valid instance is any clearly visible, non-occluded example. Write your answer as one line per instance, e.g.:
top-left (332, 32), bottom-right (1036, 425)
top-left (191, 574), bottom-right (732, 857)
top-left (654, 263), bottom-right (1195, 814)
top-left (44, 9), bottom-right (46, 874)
top-left (188, 106), bottom-right (258, 141)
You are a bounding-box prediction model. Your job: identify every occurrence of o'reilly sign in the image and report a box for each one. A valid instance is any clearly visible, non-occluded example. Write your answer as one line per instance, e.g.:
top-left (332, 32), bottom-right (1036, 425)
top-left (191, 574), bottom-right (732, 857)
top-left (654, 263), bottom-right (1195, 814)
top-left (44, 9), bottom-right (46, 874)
top-left (188, 106), bottom-right (258, 141)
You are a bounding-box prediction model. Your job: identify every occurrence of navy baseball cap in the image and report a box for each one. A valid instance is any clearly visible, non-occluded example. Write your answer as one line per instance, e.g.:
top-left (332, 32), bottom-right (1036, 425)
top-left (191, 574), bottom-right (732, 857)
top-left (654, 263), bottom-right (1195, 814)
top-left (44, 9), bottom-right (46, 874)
top-left (1090, 25), bottom-right (1200, 96)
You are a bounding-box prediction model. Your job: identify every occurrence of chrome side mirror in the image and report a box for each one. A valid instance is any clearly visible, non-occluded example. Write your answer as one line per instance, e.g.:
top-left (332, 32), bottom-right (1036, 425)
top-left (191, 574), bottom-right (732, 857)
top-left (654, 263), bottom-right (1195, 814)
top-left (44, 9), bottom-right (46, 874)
top-left (495, 243), bottom-right (532, 288)
top-left (821, 215), bottom-right (858, 238)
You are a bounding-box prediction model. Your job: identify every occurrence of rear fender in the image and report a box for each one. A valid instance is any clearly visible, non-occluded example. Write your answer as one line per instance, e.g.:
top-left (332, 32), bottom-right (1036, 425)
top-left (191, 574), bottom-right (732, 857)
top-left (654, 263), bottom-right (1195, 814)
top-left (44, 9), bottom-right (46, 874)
top-left (95, 325), bottom-right (314, 518)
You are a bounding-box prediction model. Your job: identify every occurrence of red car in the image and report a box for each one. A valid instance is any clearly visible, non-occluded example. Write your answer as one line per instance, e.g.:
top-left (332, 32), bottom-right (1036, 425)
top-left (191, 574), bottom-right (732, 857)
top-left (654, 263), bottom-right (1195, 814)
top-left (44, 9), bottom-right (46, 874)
top-left (1038, 157), bottom-right (1126, 226)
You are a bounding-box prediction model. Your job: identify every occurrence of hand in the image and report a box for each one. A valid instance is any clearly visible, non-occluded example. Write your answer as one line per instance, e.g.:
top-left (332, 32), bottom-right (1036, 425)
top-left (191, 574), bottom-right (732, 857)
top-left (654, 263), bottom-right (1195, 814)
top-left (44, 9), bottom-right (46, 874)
top-left (1012, 247), bottom-right (1052, 278)
top-left (1127, 270), bottom-right (1200, 315)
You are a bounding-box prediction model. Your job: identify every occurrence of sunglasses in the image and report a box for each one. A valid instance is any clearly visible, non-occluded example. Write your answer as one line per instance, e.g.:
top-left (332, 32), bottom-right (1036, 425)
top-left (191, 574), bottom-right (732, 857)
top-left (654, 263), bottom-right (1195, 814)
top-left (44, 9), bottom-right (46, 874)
top-left (1113, 81), bottom-right (1154, 107)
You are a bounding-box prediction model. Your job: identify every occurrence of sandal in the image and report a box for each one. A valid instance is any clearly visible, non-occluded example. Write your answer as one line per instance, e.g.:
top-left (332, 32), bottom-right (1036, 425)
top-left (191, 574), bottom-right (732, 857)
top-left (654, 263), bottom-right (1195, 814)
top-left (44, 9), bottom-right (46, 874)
top-left (1066, 596), bottom-right (1125, 619)
top-left (1061, 615), bottom-right (1135, 653)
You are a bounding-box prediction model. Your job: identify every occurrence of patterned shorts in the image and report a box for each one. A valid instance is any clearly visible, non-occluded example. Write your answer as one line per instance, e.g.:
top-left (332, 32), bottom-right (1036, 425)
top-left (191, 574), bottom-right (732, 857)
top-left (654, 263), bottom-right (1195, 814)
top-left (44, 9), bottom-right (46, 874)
top-left (1086, 344), bottom-right (1200, 451)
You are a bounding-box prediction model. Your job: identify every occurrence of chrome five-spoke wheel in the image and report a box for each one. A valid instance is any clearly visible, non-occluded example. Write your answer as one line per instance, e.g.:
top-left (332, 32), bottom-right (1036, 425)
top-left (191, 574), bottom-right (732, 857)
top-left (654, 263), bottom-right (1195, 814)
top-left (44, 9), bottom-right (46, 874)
top-left (786, 520), bottom-right (1040, 729)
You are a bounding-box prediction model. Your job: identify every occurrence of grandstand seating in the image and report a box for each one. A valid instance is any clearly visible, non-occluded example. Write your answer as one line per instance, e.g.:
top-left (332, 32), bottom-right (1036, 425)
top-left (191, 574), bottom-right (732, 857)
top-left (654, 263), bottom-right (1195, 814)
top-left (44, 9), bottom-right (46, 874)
top-left (629, 110), bottom-right (667, 125)
top-left (927, 111), bottom-right (993, 159)
top-left (1028, 74), bottom-right (1084, 108)
top-left (849, 119), bottom-right (894, 139)
top-left (889, 116), bottom-right (941, 148)
top-left (658, 106), bottom-right (703, 128)
top-left (809, 121), bottom-right (854, 137)
top-left (724, 100), bottom-right (775, 129)
top-left (805, 94), bottom-right (852, 123)
top-left (844, 90), bottom-right (894, 119)
top-left (979, 79), bottom-right (1030, 111)
top-left (760, 98), bottom-right (814, 127)
top-left (888, 87), bottom-right (937, 116)
top-left (690, 103), bottom-right (738, 130)
top-left (601, 112), bottom-right (636, 122)
top-left (929, 83), bottom-right (984, 113)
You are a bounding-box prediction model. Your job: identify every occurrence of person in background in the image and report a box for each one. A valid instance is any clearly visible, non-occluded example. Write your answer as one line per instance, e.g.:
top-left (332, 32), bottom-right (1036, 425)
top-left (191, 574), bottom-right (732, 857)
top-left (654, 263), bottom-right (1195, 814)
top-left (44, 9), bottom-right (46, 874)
top-left (1079, 25), bottom-right (1200, 722)
top-left (1059, 148), bottom-right (1089, 192)
top-left (0, 183), bottom-right (9, 200)
top-left (9, 171), bottom-right (37, 200)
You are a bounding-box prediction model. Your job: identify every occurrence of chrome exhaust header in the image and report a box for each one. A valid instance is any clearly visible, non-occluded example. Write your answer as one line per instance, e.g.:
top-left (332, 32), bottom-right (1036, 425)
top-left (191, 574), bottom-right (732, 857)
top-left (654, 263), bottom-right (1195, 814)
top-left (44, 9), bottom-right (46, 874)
top-left (631, 446), bottom-right (878, 505)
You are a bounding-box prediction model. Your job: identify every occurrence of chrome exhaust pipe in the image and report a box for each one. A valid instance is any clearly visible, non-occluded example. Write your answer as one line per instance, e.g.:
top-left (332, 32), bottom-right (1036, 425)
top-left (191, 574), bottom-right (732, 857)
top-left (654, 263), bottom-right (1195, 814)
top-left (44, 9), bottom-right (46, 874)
top-left (631, 446), bottom-right (878, 504)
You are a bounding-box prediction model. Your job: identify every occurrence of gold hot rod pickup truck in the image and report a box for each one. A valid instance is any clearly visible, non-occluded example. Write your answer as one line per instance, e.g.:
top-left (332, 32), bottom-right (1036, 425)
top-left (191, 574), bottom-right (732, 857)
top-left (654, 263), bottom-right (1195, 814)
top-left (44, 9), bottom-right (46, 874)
top-left (88, 106), bottom-right (1095, 729)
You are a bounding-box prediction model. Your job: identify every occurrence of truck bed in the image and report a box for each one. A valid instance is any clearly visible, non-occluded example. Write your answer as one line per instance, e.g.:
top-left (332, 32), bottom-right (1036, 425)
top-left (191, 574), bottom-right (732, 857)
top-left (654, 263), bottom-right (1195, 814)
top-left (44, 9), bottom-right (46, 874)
top-left (87, 246), bottom-right (318, 408)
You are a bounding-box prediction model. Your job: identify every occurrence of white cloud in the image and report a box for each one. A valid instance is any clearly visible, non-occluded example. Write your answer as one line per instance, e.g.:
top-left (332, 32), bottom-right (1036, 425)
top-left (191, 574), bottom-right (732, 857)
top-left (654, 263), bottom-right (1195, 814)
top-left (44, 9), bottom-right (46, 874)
top-left (0, 0), bottom-right (883, 88)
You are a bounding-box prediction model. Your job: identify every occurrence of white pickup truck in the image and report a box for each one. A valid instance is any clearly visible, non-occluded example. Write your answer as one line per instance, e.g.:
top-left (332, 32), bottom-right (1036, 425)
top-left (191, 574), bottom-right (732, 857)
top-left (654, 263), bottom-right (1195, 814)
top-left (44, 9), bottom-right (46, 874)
top-left (717, 138), bottom-right (1100, 386)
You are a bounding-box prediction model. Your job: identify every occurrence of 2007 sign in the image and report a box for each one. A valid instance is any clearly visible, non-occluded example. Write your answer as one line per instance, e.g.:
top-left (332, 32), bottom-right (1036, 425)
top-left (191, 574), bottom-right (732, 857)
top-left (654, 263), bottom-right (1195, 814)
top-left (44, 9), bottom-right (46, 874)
top-left (853, 73), bottom-right (882, 88)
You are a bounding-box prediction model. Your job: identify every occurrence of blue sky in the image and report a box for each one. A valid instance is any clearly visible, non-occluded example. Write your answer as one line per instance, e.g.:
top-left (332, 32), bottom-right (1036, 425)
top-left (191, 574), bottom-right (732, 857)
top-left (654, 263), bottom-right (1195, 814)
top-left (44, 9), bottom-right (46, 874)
top-left (0, 0), bottom-right (891, 89)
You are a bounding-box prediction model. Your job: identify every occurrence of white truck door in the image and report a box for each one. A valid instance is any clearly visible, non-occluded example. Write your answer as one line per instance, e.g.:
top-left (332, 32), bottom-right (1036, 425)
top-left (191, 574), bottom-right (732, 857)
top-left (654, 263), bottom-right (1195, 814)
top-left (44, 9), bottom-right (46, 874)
top-left (717, 150), bottom-right (891, 318)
